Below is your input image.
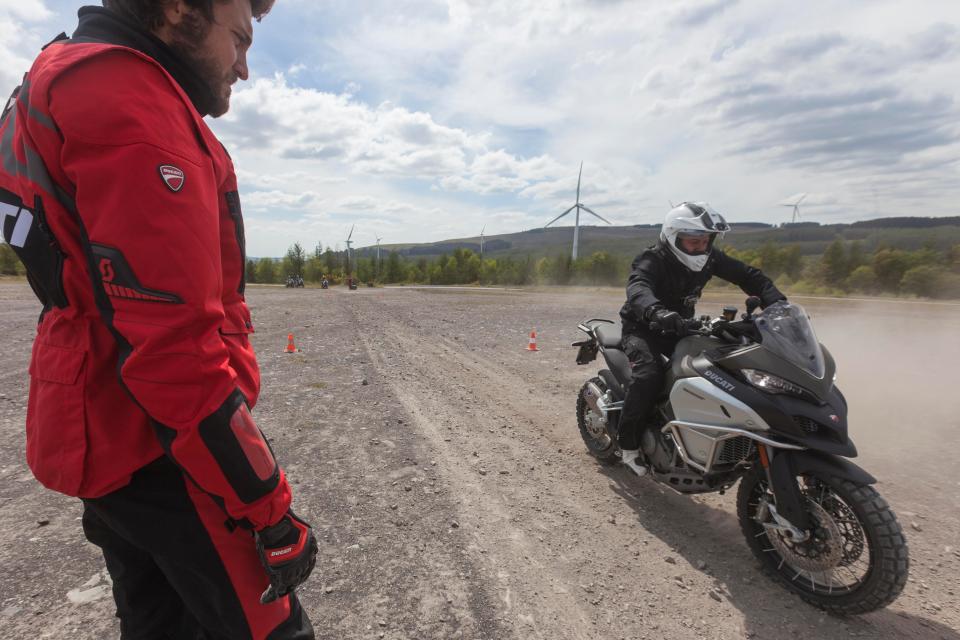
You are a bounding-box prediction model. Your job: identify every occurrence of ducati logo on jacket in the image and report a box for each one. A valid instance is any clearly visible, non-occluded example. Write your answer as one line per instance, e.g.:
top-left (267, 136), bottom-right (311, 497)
top-left (159, 164), bottom-right (185, 192)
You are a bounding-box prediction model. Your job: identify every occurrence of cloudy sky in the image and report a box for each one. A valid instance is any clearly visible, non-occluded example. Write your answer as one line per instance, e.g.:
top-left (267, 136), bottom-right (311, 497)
top-left (2, 0), bottom-right (959, 255)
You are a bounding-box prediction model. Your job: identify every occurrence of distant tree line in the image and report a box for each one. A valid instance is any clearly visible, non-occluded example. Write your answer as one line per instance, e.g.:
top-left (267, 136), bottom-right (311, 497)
top-left (246, 238), bottom-right (960, 300)
top-left (3, 233), bottom-right (957, 300)
top-left (245, 244), bottom-right (632, 288)
top-left (723, 240), bottom-right (960, 299)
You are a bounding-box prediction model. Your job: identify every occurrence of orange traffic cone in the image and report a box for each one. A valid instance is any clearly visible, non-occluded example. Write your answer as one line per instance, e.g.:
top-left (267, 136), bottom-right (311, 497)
top-left (284, 333), bottom-right (297, 353)
top-left (526, 329), bottom-right (539, 352)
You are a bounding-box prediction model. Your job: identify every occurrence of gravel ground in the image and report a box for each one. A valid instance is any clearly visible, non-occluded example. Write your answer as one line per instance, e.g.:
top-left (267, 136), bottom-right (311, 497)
top-left (0, 281), bottom-right (958, 640)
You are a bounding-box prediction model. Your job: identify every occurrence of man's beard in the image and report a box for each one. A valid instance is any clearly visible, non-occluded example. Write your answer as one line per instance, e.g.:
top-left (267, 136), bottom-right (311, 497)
top-left (167, 13), bottom-right (235, 117)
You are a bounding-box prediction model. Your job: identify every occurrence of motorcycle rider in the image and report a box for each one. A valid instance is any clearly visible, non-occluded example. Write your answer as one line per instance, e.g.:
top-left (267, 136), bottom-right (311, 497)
top-left (618, 203), bottom-right (786, 475)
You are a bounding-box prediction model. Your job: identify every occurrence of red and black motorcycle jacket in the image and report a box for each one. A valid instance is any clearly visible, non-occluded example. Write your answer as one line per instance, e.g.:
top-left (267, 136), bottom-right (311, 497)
top-left (0, 8), bottom-right (291, 530)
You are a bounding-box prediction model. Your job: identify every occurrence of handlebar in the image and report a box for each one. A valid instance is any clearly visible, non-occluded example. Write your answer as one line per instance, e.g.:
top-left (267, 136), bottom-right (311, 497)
top-left (650, 317), bottom-right (759, 342)
top-left (648, 318), bottom-right (705, 335)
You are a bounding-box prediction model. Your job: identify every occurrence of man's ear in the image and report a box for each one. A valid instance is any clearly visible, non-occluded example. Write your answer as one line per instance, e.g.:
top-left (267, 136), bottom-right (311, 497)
top-left (154, 0), bottom-right (188, 43)
top-left (160, 0), bottom-right (188, 28)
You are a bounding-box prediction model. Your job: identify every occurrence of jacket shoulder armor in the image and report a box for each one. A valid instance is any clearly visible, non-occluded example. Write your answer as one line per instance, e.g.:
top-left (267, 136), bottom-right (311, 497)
top-left (43, 45), bottom-right (204, 164)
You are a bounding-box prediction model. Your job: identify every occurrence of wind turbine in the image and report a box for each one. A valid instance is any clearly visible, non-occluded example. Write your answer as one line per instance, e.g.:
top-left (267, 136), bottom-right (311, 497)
top-left (345, 224), bottom-right (355, 275)
top-left (479, 225), bottom-right (485, 259)
top-left (781, 193), bottom-right (807, 223)
top-left (544, 162), bottom-right (611, 260)
top-left (374, 233), bottom-right (382, 277)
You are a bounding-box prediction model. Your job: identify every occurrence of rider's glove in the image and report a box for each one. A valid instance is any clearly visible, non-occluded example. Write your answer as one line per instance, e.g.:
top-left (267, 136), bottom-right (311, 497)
top-left (255, 510), bottom-right (318, 604)
top-left (650, 309), bottom-right (686, 335)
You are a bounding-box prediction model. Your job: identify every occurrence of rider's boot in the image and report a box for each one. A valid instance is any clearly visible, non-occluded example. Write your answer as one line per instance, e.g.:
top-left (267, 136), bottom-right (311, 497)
top-left (620, 448), bottom-right (648, 476)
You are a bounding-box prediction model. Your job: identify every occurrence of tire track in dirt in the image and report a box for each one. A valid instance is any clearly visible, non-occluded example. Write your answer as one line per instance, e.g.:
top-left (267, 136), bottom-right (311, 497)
top-left (351, 300), bottom-right (600, 640)
top-left (254, 288), bottom-right (505, 640)
top-left (350, 294), bottom-right (742, 639)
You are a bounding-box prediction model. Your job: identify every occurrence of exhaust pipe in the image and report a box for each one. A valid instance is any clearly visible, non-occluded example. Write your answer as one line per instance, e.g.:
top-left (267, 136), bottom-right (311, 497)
top-left (583, 381), bottom-right (605, 416)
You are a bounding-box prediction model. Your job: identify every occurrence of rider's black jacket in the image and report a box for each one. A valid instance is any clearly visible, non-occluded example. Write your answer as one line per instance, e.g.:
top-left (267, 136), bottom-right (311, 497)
top-left (620, 241), bottom-right (785, 335)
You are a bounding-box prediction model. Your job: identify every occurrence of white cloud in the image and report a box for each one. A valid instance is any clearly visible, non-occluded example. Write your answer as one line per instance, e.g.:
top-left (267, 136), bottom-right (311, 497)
top-left (0, 0), bottom-right (55, 92)
top-left (0, 0), bottom-right (52, 21)
top-left (3, 0), bottom-right (959, 255)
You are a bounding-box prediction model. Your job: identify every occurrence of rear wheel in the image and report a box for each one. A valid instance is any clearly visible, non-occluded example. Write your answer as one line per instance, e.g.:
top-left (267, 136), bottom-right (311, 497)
top-left (576, 377), bottom-right (619, 464)
top-left (737, 466), bottom-right (909, 615)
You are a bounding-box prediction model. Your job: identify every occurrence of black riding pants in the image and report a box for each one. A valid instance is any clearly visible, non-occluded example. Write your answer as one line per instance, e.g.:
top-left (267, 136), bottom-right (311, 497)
top-left (81, 457), bottom-right (314, 640)
top-left (617, 330), bottom-right (679, 451)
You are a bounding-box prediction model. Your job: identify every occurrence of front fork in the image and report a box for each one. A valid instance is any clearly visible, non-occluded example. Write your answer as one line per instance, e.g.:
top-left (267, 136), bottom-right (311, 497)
top-left (755, 444), bottom-right (813, 541)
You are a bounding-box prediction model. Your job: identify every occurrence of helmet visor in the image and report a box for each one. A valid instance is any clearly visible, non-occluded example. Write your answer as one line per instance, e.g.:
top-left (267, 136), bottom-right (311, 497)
top-left (675, 232), bottom-right (716, 256)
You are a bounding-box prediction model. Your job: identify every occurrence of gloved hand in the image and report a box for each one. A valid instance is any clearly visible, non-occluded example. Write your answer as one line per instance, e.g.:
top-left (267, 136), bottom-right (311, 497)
top-left (650, 309), bottom-right (686, 335)
top-left (255, 510), bottom-right (318, 604)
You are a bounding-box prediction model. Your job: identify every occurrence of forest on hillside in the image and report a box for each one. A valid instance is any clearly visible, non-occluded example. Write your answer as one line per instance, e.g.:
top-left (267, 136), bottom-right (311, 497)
top-left (243, 237), bottom-right (960, 299)
top-left (3, 227), bottom-right (958, 300)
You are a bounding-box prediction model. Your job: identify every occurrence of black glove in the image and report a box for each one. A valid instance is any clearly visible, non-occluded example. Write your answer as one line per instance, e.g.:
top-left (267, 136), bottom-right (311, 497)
top-left (650, 309), bottom-right (685, 335)
top-left (255, 510), bottom-right (318, 604)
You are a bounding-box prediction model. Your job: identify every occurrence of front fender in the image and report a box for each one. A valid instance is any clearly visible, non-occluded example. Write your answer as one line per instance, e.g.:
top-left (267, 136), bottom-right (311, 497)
top-left (790, 450), bottom-right (877, 485)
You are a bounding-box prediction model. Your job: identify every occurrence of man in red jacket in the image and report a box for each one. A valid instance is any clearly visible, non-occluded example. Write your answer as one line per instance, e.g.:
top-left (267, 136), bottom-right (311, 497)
top-left (0, 1), bottom-right (316, 638)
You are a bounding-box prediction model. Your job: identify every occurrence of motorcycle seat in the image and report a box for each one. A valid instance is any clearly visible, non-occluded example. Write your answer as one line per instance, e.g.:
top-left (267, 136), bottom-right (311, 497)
top-left (595, 324), bottom-right (623, 349)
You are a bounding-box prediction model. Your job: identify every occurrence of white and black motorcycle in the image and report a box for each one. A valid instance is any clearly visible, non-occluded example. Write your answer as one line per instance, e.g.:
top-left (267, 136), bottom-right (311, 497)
top-left (573, 299), bottom-right (908, 614)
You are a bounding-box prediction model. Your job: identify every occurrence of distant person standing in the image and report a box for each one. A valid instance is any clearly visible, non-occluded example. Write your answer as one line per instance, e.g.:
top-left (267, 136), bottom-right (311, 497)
top-left (0, 1), bottom-right (316, 638)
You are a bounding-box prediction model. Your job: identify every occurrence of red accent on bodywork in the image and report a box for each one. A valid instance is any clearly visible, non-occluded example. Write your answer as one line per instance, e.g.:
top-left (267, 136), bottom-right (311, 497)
top-left (229, 404), bottom-right (276, 482)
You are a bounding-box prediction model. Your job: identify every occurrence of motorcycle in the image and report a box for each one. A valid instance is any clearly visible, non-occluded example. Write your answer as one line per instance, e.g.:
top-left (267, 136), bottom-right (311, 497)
top-left (572, 298), bottom-right (909, 614)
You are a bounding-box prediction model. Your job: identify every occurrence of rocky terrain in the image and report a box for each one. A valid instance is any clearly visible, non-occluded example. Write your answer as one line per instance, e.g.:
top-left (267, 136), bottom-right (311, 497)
top-left (0, 282), bottom-right (957, 639)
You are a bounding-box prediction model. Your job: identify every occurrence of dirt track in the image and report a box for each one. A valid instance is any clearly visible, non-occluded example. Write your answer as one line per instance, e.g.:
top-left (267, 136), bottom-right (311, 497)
top-left (0, 282), bottom-right (958, 640)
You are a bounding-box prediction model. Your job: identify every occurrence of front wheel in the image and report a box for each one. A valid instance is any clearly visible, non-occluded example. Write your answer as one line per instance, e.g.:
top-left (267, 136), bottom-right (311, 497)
top-left (737, 466), bottom-right (909, 615)
top-left (576, 377), bottom-right (619, 464)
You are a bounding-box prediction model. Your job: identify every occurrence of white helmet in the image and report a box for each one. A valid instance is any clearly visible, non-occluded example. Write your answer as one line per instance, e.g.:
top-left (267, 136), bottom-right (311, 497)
top-left (660, 202), bottom-right (730, 272)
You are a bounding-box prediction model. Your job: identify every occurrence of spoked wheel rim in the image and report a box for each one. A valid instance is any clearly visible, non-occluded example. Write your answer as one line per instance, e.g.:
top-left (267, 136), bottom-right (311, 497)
top-left (748, 475), bottom-right (872, 596)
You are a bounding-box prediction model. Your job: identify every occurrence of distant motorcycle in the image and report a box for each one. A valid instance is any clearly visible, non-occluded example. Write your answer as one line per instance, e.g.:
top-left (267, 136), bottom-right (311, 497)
top-left (321, 279), bottom-right (329, 289)
top-left (572, 299), bottom-right (909, 614)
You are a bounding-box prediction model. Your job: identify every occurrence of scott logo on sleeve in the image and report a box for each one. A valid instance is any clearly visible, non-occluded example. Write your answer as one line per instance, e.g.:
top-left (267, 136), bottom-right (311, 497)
top-left (158, 165), bottom-right (185, 192)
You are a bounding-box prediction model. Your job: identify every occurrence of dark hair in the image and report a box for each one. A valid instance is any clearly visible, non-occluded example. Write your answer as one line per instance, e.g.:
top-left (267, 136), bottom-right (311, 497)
top-left (102, 0), bottom-right (275, 31)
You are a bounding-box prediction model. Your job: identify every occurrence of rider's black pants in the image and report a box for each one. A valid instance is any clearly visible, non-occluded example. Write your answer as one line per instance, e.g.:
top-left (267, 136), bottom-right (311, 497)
top-left (618, 330), bottom-right (679, 451)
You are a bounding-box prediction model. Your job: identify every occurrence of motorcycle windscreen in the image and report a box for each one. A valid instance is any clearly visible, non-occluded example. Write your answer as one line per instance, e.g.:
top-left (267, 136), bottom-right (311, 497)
top-left (754, 302), bottom-right (826, 379)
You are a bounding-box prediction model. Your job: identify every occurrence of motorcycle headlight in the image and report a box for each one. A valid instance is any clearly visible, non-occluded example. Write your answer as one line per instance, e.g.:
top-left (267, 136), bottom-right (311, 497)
top-left (741, 369), bottom-right (808, 397)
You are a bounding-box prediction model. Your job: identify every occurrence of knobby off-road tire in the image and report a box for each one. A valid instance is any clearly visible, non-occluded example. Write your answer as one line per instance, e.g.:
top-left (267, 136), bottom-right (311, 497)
top-left (576, 377), bottom-right (619, 464)
top-left (737, 466), bottom-right (909, 615)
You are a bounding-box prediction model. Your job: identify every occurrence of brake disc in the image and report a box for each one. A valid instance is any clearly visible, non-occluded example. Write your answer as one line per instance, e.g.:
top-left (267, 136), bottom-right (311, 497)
top-left (822, 494), bottom-right (866, 566)
top-left (766, 500), bottom-right (845, 572)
